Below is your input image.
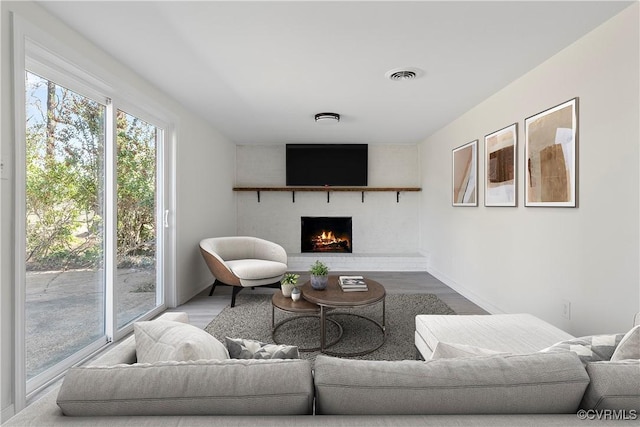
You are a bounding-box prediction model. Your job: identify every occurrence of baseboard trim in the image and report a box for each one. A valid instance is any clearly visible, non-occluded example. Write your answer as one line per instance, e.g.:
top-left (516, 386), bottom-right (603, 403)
top-left (427, 265), bottom-right (505, 315)
top-left (2, 403), bottom-right (15, 424)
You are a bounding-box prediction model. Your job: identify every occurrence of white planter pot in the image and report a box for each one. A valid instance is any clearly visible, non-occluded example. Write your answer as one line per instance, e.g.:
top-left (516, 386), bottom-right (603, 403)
top-left (281, 283), bottom-right (295, 297)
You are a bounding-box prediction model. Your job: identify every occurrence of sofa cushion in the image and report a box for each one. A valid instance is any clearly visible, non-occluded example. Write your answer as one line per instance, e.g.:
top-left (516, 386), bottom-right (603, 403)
top-left (611, 325), bottom-right (640, 361)
top-left (134, 320), bottom-right (229, 363)
top-left (580, 360), bottom-right (640, 410)
top-left (57, 358), bottom-right (313, 416)
top-left (225, 337), bottom-right (299, 359)
top-left (415, 314), bottom-right (574, 359)
top-left (431, 342), bottom-right (508, 359)
top-left (314, 352), bottom-right (589, 415)
top-left (541, 333), bottom-right (625, 365)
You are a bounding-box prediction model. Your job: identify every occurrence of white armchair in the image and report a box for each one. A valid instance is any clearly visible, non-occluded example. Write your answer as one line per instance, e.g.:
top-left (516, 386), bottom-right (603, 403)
top-left (199, 236), bottom-right (288, 307)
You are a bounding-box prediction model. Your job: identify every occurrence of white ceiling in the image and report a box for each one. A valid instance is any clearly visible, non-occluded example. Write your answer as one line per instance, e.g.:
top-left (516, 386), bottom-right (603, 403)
top-left (39, 1), bottom-right (632, 146)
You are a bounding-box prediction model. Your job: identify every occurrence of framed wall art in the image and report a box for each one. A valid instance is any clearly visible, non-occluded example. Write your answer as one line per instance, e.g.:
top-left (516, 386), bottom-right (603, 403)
top-left (525, 98), bottom-right (578, 207)
top-left (485, 123), bottom-right (517, 207)
top-left (452, 140), bottom-right (478, 206)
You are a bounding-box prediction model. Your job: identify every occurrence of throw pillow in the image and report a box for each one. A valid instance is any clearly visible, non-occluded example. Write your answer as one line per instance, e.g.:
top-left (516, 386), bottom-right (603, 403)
top-left (225, 337), bottom-right (299, 359)
top-left (540, 333), bottom-right (625, 365)
top-left (134, 320), bottom-right (229, 363)
top-left (431, 342), bottom-right (509, 360)
top-left (610, 325), bottom-right (640, 361)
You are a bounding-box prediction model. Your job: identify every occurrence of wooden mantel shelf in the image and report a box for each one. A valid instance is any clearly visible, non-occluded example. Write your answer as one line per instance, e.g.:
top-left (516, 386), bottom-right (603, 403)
top-left (233, 186), bottom-right (421, 203)
top-left (233, 186), bottom-right (421, 192)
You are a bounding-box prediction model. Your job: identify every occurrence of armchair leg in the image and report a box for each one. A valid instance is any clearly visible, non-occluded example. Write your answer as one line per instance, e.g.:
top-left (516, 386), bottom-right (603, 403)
top-left (208, 279), bottom-right (222, 296)
top-left (210, 281), bottom-right (282, 307)
top-left (230, 286), bottom-right (244, 308)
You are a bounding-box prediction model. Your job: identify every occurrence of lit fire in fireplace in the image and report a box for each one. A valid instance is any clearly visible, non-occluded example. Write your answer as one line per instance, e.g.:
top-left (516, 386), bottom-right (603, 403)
top-left (311, 230), bottom-right (351, 252)
top-left (301, 216), bottom-right (352, 253)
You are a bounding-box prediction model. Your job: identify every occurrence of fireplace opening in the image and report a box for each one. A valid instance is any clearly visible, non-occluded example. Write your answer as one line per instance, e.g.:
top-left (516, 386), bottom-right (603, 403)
top-left (301, 217), bottom-right (352, 253)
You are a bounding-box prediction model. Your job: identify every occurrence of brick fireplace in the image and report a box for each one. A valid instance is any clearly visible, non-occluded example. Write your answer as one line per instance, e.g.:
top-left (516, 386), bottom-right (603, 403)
top-left (301, 216), bottom-right (352, 253)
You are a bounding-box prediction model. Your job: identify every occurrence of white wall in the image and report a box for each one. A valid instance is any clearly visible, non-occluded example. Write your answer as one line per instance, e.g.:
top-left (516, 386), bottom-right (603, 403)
top-left (1, 1), bottom-right (236, 418)
top-left (0, 3), bottom-right (4, 421)
top-left (175, 120), bottom-right (236, 304)
top-left (419, 3), bottom-right (639, 336)
top-left (235, 144), bottom-right (421, 256)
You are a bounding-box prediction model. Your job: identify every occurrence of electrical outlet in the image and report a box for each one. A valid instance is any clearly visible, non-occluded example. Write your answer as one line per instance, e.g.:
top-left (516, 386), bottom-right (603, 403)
top-left (562, 299), bottom-right (571, 320)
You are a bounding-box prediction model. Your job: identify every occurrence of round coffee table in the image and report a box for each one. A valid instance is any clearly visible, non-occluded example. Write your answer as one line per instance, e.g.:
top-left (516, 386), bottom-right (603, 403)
top-left (271, 291), bottom-right (343, 352)
top-left (300, 275), bottom-right (386, 356)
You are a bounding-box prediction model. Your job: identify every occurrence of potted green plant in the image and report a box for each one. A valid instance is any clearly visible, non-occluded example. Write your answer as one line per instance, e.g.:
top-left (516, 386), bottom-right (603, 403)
top-left (309, 260), bottom-right (329, 290)
top-left (280, 273), bottom-right (299, 298)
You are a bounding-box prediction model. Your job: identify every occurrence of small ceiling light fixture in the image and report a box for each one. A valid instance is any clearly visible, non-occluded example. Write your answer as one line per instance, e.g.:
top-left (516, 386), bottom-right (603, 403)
top-left (385, 67), bottom-right (423, 81)
top-left (315, 112), bottom-right (340, 124)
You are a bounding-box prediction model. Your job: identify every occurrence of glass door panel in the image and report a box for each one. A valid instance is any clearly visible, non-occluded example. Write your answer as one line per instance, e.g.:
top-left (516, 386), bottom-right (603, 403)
top-left (24, 71), bottom-right (106, 379)
top-left (116, 110), bottom-right (161, 328)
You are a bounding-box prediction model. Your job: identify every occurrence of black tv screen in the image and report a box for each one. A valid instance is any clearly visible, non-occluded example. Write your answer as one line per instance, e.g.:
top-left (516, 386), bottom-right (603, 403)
top-left (286, 144), bottom-right (368, 186)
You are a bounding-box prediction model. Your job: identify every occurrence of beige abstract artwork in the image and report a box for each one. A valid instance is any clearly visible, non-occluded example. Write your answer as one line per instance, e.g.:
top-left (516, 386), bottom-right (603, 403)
top-left (452, 140), bottom-right (477, 206)
top-left (525, 99), bottom-right (577, 207)
top-left (485, 124), bottom-right (517, 206)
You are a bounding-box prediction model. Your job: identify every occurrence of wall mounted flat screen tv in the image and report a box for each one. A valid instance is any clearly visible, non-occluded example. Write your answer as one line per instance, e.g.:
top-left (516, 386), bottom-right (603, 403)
top-left (286, 144), bottom-right (368, 186)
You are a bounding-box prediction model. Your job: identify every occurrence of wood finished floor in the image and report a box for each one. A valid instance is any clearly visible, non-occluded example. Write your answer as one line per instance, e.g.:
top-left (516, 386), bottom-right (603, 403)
top-left (169, 271), bottom-right (488, 329)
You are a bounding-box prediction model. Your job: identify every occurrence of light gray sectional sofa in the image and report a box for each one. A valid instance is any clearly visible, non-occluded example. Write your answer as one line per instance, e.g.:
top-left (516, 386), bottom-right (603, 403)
top-left (415, 313), bottom-right (576, 358)
top-left (5, 312), bottom-right (640, 426)
top-left (314, 352), bottom-right (589, 415)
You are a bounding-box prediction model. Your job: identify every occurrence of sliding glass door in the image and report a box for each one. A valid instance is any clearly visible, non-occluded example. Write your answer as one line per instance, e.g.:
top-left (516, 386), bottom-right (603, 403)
top-left (23, 71), bottom-right (166, 392)
top-left (24, 71), bottom-right (107, 381)
top-left (115, 110), bottom-right (163, 328)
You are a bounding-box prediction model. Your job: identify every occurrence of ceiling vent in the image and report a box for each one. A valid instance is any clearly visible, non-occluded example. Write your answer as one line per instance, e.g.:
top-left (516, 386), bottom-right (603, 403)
top-left (385, 67), bottom-right (423, 81)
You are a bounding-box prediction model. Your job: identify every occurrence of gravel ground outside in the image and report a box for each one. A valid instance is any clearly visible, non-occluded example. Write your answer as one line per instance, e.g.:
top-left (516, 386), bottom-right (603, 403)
top-left (25, 267), bottom-right (156, 378)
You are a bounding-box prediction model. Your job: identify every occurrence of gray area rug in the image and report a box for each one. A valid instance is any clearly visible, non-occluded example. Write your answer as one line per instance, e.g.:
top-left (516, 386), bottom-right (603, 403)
top-left (205, 293), bottom-right (455, 362)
